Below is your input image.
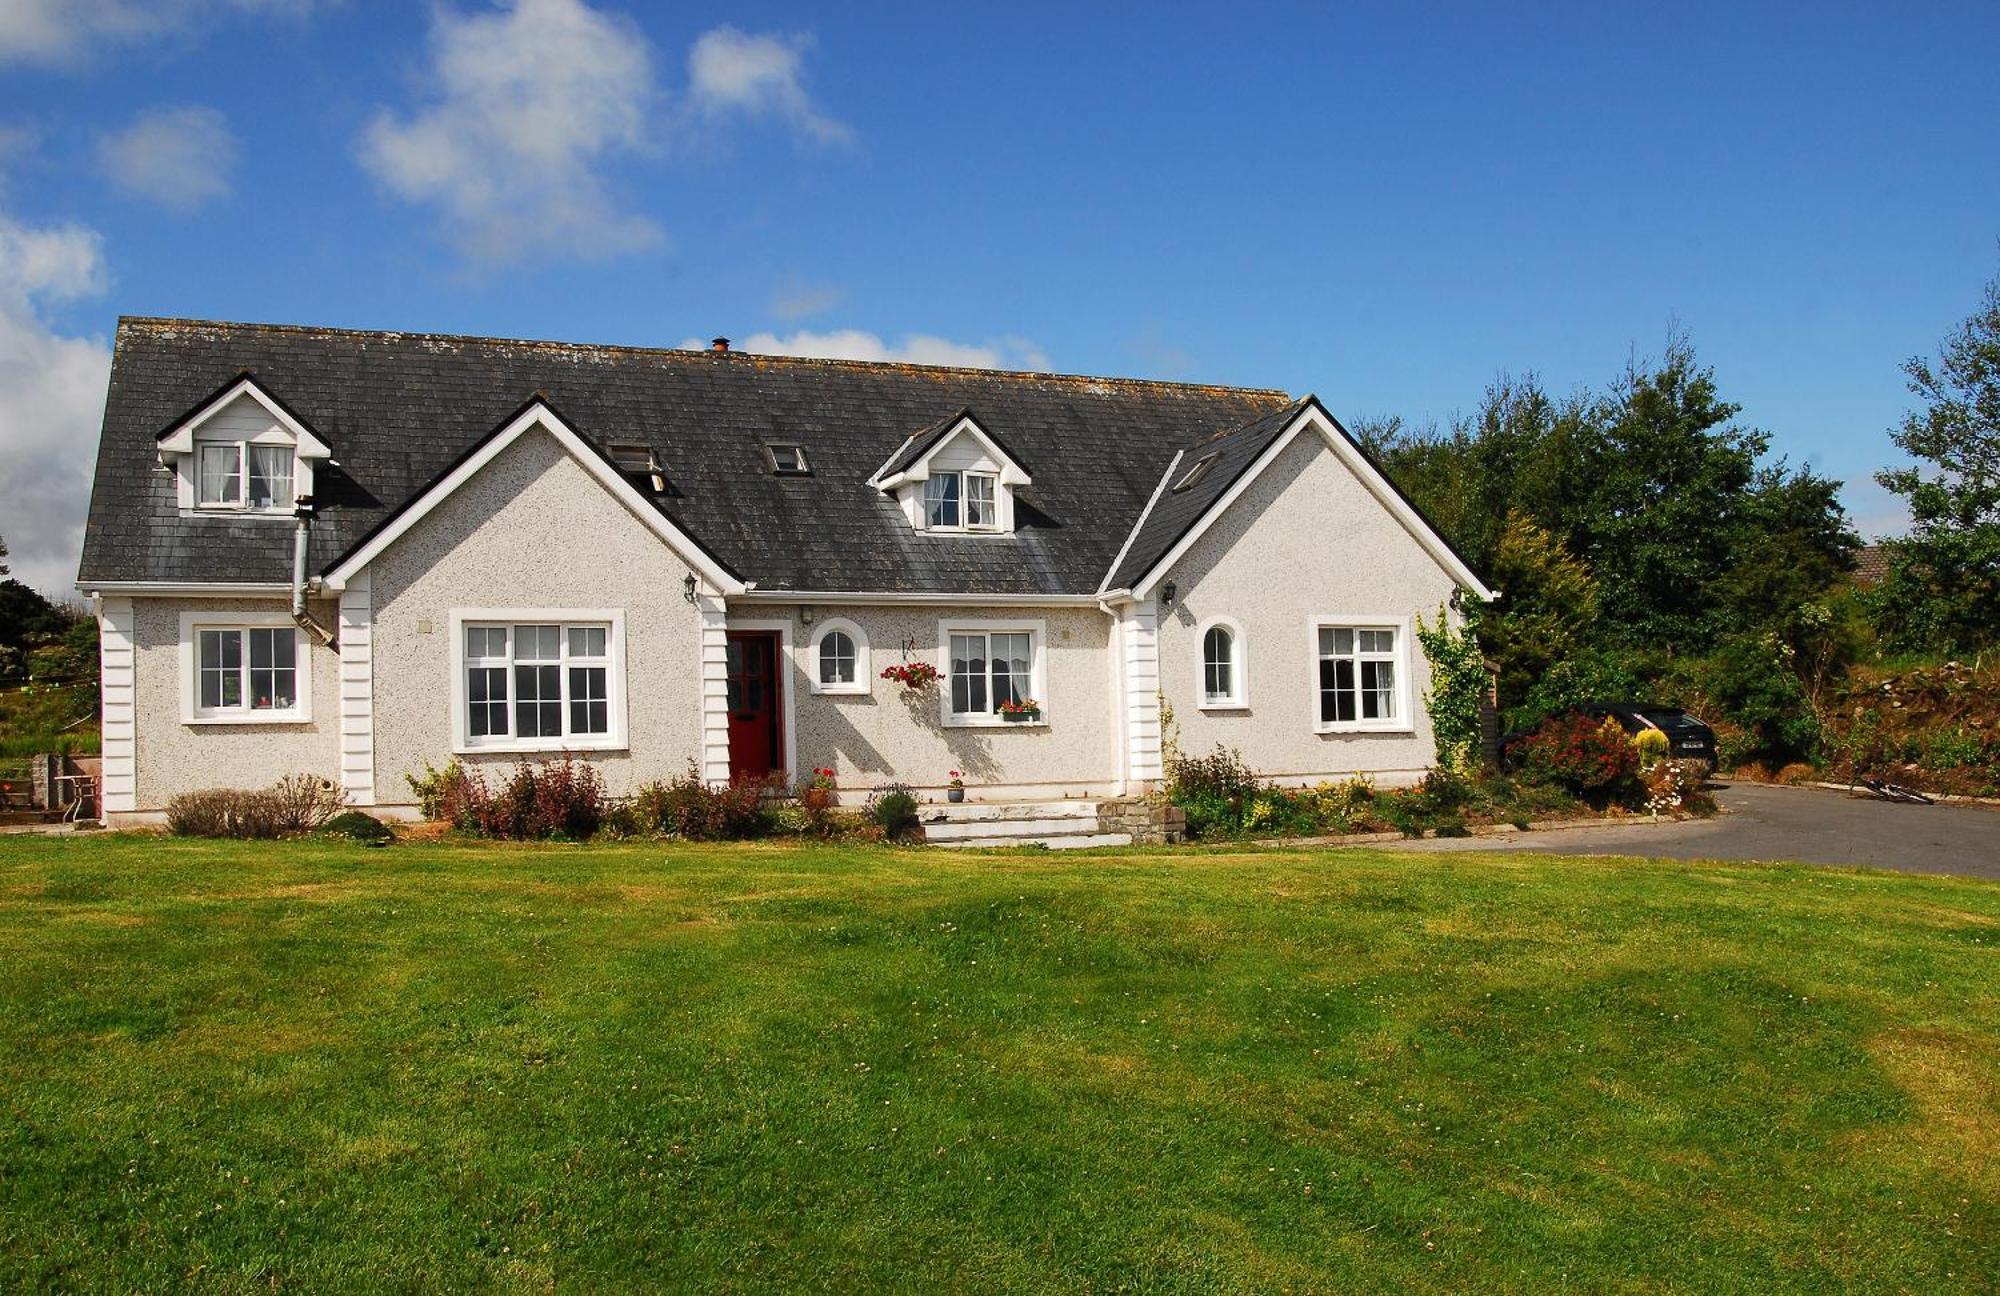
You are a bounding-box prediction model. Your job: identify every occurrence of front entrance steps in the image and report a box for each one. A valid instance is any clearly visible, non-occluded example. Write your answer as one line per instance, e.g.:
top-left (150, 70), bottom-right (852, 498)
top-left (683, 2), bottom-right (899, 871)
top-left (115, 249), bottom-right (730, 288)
top-left (918, 799), bottom-right (1130, 850)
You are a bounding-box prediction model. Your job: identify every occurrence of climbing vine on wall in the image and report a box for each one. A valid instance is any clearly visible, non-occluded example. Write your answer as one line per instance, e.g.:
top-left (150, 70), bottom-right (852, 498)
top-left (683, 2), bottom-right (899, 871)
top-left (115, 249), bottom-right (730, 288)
top-left (1416, 602), bottom-right (1488, 775)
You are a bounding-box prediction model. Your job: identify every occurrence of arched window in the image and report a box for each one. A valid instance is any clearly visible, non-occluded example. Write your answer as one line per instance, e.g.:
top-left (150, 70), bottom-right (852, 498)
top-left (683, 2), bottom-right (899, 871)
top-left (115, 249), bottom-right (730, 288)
top-left (809, 620), bottom-right (869, 694)
top-left (1199, 617), bottom-right (1247, 709)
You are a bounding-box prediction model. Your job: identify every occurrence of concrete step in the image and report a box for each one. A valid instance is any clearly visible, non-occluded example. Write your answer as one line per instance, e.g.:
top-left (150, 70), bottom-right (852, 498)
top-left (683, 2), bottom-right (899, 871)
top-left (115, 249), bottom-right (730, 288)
top-left (924, 815), bottom-right (1107, 842)
top-left (919, 800), bottom-right (1101, 823)
top-left (935, 831), bottom-right (1134, 850)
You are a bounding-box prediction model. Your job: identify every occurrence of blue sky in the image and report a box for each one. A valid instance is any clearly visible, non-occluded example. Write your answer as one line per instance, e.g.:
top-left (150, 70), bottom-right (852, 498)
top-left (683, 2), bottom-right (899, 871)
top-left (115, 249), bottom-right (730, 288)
top-left (2, 0), bottom-right (1997, 594)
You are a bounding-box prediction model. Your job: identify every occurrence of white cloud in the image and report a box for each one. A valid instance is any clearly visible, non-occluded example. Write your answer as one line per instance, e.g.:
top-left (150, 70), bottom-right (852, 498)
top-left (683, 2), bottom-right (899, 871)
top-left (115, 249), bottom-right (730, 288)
top-left (358, 0), bottom-right (662, 266)
top-left (769, 278), bottom-right (843, 321)
top-left (686, 27), bottom-right (851, 145)
top-left (1842, 473), bottom-right (1913, 541)
top-left (683, 328), bottom-right (1050, 372)
top-left (97, 105), bottom-right (237, 211)
top-left (0, 213), bottom-right (111, 597)
top-left (0, 0), bottom-right (322, 65)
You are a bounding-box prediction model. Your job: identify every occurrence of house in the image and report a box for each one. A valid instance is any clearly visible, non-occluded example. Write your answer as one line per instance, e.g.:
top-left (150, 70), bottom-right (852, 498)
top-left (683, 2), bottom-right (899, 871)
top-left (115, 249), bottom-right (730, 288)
top-left (76, 318), bottom-right (1495, 826)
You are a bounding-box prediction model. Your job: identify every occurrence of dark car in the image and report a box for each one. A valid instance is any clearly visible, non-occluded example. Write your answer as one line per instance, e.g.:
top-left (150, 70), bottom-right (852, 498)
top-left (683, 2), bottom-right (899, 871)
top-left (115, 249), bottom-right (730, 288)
top-left (1501, 701), bottom-right (1718, 772)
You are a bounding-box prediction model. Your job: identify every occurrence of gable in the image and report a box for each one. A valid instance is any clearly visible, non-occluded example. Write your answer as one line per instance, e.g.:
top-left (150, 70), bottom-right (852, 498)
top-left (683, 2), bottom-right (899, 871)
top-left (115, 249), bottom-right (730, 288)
top-left (323, 401), bottom-right (741, 594)
top-left (1104, 401), bottom-right (1495, 601)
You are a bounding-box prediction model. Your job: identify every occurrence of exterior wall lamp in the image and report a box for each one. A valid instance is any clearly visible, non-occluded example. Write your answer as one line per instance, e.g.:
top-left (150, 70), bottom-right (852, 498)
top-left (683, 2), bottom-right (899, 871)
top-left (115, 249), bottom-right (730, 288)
top-left (682, 573), bottom-right (697, 604)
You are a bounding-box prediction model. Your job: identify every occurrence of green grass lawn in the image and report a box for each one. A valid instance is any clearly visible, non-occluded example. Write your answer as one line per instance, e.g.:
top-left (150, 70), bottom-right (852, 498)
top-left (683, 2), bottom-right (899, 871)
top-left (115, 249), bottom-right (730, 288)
top-left (1, 835), bottom-right (1994, 1292)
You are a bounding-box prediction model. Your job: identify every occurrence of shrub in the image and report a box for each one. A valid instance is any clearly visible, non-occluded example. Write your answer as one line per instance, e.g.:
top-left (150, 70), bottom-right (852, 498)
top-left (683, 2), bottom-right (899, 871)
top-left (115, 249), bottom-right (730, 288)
top-left (630, 765), bottom-right (769, 840)
top-left (866, 784), bottom-right (921, 841)
top-left (435, 755), bottom-right (606, 840)
top-left (1167, 745), bottom-right (1260, 837)
top-left (1642, 759), bottom-right (1718, 818)
top-left (405, 759), bottom-right (464, 820)
top-left (321, 810), bottom-right (393, 843)
top-left (798, 767), bottom-right (840, 837)
top-left (1632, 729), bottom-right (1670, 765)
top-left (1515, 713), bottom-right (1642, 803)
top-left (166, 788), bottom-right (283, 839)
top-left (270, 773), bottom-right (346, 834)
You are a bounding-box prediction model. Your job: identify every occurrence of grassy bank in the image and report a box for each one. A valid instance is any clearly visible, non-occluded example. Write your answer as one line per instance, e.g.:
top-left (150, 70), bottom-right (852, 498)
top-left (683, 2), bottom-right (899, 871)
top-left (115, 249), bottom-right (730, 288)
top-left (0, 835), bottom-right (1993, 1291)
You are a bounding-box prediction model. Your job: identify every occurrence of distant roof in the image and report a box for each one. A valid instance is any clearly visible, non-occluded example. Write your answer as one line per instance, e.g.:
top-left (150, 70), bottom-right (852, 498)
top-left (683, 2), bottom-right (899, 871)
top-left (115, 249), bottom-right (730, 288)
top-left (1852, 543), bottom-right (1893, 587)
top-left (80, 318), bottom-right (1294, 595)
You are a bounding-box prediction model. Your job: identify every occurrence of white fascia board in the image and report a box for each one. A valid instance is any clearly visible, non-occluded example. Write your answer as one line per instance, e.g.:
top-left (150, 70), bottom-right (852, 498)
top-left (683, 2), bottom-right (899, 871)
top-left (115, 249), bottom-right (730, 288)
top-left (1127, 404), bottom-right (1499, 603)
top-left (157, 377), bottom-right (332, 459)
top-left (77, 581), bottom-right (297, 598)
top-left (732, 589), bottom-right (1106, 608)
top-left (321, 400), bottom-right (744, 595)
top-left (1096, 449), bottom-right (1183, 595)
top-left (869, 416), bottom-right (1031, 491)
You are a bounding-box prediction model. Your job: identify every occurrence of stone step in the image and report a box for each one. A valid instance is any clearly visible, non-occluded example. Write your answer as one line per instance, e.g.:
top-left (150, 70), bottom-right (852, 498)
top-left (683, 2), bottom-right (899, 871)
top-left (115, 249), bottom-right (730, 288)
top-left (919, 800), bottom-right (1101, 823)
top-left (934, 832), bottom-right (1134, 850)
top-left (924, 815), bottom-right (1106, 842)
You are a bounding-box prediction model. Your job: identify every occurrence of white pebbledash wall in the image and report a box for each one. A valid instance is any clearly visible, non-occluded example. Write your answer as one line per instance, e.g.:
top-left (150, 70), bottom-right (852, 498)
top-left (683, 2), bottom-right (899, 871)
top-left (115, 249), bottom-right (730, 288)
top-left (123, 596), bottom-right (343, 812)
top-left (777, 603), bottom-right (1119, 800)
top-left (365, 428), bottom-right (705, 807)
top-left (1153, 430), bottom-right (1458, 787)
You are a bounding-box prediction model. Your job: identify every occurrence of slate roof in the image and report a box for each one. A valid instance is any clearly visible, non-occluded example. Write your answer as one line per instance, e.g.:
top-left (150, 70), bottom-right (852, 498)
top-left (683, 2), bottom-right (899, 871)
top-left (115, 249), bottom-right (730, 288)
top-left (869, 407), bottom-right (1034, 484)
top-left (79, 318), bottom-right (1296, 596)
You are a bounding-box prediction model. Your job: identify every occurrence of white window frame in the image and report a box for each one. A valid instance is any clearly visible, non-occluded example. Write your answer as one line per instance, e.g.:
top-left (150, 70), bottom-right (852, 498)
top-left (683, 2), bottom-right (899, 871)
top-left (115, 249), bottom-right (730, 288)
top-left (937, 618), bottom-right (1046, 728)
top-left (189, 439), bottom-right (297, 512)
top-left (1196, 614), bottom-right (1249, 710)
top-left (1308, 614), bottom-right (1414, 734)
top-left (177, 611), bottom-right (312, 724)
top-left (448, 608), bottom-right (628, 754)
top-left (923, 470), bottom-right (1001, 533)
top-left (808, 617), bottom-right (870, 695)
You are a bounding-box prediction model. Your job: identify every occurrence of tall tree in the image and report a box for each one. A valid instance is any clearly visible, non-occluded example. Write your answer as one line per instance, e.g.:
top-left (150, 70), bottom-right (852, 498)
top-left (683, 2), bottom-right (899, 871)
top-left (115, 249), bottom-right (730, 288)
top-left (1871, 271), bottom-right (2000, 653)
top-left (1477, 509), bottom-right (1600, 706)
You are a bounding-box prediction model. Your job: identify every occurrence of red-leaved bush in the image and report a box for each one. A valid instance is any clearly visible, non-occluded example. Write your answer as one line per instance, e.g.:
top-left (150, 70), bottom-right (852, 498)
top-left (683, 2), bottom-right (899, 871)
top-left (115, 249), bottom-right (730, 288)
top-left (438, 755), bottom-right (605, 839)
top-left (1516, 713), bottom-right (1642, 802)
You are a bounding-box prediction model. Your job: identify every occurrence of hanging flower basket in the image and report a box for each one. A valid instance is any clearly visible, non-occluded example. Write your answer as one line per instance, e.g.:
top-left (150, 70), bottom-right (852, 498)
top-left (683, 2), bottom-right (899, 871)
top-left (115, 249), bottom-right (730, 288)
top-left (880, 661), bottom-right (941, 692)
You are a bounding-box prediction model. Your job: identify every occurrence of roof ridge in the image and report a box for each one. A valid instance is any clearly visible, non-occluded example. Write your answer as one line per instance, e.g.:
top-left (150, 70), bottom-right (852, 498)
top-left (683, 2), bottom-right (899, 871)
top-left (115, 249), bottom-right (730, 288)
top-left (115, 316), bottom-right (1294, 399)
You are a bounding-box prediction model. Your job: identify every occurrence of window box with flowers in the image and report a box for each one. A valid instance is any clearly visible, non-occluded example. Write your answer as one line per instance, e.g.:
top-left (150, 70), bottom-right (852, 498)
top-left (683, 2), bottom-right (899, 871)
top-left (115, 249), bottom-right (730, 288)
top-left (999, 698), bottom-right (1042, 723)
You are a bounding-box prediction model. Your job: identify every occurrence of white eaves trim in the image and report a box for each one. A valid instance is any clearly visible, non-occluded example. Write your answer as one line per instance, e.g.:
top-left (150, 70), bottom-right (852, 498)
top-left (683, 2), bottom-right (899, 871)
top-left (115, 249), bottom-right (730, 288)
top-left (78, 581), bottom-right (298, 598)
top-left (734, 589), bottom-right (1106, 608)
top-left (868, 414), bottom-right (1031, 490)
top-left (321, 400), bottom-right (744, 595)
top-left (156, 377), bottom-right (332, 459)
top-left (1124, 403), bottom-right (1499, 604)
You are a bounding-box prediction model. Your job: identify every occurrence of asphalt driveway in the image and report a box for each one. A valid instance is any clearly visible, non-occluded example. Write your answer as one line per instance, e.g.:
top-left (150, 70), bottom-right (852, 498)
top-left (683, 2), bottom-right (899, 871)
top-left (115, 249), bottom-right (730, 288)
top-left (1388, 781), bottom-right (2000, 879)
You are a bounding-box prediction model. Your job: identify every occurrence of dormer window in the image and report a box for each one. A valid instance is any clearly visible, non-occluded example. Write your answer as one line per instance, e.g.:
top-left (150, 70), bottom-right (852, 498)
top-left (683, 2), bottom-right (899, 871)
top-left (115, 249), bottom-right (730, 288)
top-left (157, 376), bottom-right (331, 518)
top-left (766, 443), bottom-right (810, 475)
top-left (871, 410), bottom-right (1029, 537)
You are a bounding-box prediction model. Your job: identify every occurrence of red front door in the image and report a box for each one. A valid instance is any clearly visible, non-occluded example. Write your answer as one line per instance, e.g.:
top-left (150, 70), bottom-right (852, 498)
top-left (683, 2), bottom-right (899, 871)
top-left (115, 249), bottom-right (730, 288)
top-left (725, 631), bottom-right (783, 784)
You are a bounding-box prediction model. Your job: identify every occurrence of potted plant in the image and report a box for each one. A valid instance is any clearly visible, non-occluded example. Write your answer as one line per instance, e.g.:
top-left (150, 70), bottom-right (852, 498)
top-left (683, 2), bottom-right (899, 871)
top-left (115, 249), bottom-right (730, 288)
top-left (946, 770), bottom-right (965, 803)
top-left (998, 698), bottom-right (1042, 723)
top-left (880, 661), bottom-right (941, 692)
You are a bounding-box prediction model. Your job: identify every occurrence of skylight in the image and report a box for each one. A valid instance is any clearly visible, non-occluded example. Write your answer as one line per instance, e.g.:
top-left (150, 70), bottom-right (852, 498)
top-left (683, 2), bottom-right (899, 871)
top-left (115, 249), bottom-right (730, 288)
top-left (1171, 452), bottom-right (1219, 493)
top-left (766, 443), bottom-right (811, 475)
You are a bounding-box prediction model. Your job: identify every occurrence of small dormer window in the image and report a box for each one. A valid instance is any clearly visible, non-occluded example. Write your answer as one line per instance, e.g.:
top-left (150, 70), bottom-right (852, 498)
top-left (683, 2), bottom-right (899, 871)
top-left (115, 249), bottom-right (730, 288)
top-left (923, 471), bottom-right (998, 532)
top-left (159, 378), bottom-right (329, 518)
top-left (1172, 452), bottom-right (1219, 494)
top-left (767, 444), bottom-right (810, 475)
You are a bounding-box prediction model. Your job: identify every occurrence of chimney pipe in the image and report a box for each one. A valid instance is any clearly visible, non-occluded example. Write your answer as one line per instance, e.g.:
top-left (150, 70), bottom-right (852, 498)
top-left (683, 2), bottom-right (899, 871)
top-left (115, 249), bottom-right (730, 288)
top-left (710, 337), bottom-right (730, 353)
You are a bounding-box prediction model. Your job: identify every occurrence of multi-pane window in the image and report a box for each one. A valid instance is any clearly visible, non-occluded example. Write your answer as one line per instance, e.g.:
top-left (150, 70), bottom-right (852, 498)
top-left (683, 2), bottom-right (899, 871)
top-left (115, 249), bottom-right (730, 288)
top-left (1202, 623), bottom-right (1241, 706)
top-left (1317, 626), bottom-right (1398, 727)
top-left (195, 626), bottom-right (298, 715)
top-left (924, 472), bottom-right (961, 529)
top-left (947, 630), bottom-right (1035, 719)
top-left (195, 442), bottom-right (293, 509)
top-left (461, 620), bottom-right (613, 747)
top-left (924, 472), bottom-right (999, 531)
top-left (965, 474), bottom-right (996, 528)
top-left (818, 630), bottom-right (856, 687)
